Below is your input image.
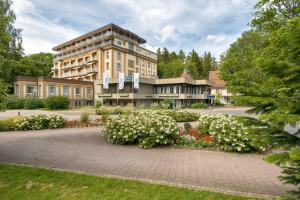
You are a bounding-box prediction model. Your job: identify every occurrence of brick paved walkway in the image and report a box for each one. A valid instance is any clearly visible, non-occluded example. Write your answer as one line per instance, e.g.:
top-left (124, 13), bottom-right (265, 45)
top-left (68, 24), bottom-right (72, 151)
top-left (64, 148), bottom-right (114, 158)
top-left (0, 127), bottom-right (293, 197)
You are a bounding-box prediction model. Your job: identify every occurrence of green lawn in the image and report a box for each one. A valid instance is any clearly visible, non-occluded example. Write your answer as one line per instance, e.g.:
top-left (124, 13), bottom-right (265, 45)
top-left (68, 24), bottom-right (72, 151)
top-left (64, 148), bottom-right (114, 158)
top-left (0, 163), bottom-right (263, 200)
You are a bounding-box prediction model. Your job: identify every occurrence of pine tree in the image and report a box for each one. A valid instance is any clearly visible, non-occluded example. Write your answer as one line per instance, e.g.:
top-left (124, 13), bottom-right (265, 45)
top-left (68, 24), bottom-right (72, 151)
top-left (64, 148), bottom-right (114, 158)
top-left (178, 49), bottom-right (186, 63)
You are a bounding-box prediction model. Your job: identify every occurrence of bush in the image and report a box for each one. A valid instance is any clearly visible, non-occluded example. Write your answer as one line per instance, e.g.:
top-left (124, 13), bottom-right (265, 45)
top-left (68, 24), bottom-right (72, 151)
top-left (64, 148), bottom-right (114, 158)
top-left (198, 114), bottom-right (264, 152)
top-left (214, 99), bottom-right (224, 107)
top-left (184, 122), bottom-right (192, 131)
top-left (160, 99), bottom-right (173, 109)
top-left (152, 110), bottom-right (200, 122)
top-left (80, 112), bottom-right (90, 123)
top-left (4, 96), bottom-right (26, 109)
top-left (24, 98), bottom-right (44, 109)
top-left (0, 117), bottom-right (21, 131)
top-left (44, 96), bottom-right (70, 110)
top-left (95, 107), bottom-right (112, 115)
top-left (15, 114), bottom-right (65, 130)
top-left (105, 110), bottom-right (180, 149)
top-left (190, 103), bottom-right (208, 109)
top-left (95, 101), bottom-right (102, 108)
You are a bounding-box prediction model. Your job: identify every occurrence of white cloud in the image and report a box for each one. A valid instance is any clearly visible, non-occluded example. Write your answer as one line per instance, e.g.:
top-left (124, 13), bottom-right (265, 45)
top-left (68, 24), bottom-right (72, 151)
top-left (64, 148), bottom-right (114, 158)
top-left (206, 34), bottom-right (227, 44)
top-left (159, 25), bottom-right (176, 42)
top-left (12, 0), bottom-right (80, 55)
top-left (11, 0), bottom-right (257, 58)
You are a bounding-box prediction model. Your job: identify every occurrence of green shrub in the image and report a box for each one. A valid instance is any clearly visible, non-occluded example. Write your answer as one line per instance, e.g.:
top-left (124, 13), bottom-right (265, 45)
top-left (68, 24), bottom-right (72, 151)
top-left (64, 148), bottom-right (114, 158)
top-left (95, 101), bottom-right (102, 108)
top-left (190, 103), bottom-right (208, 109)
top-left (15, 114), bottom-right (65, 130)
top-left (214, 99), bottom-right (224, 107)
top-left (95, 107), bottom-right (112, 115)
top-left (24, 98), bottom-right (44, 109)
top-left (5, 96), bottom-right (26, 109)
top-left (154, 110), bottom-right (200, 122)
top-left (198, 114), bottom-right (265, 152)
top-left (160, 99), bottom-right (173, 109)
top-left (0, 117), bottom-right (21, 131)
top-left (80, 112), bottom-right (90, 123)
top-left (105, 110), bottom-right (180, 149)
top-left (44, 96), bottom-right (70, 110)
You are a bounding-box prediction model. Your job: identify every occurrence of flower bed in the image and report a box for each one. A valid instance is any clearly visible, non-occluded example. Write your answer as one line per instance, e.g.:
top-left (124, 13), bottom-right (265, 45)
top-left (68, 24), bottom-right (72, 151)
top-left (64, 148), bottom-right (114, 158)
top-left (198, 114), bottom-right (265, 152)
top-left (105, 110), bottom-right (180, 149)
top-left (64, 119), bottom-right (103, 128)
top-left (15, 114), bottom-right (65, 131)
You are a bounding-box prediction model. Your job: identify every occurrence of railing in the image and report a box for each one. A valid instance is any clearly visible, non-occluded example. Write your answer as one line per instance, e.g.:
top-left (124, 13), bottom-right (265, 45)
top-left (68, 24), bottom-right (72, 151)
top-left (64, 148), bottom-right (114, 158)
top-left (54, 41), bottom-right (112, 61)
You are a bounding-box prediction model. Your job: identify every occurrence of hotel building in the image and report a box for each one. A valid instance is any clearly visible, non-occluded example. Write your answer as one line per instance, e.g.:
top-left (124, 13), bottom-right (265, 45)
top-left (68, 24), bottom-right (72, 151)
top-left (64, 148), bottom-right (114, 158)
top-left (14, 23), bottom-right (214, 107)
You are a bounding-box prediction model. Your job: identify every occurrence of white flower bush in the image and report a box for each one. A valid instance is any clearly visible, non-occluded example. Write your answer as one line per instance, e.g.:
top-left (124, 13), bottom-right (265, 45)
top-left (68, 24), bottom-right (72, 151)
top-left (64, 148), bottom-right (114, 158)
top-left (15, 114), bottom-right (65, 131)
top-left (105, 110), bottom-right (180, 149)
top-left (198, 114), bottom-right (262, 152)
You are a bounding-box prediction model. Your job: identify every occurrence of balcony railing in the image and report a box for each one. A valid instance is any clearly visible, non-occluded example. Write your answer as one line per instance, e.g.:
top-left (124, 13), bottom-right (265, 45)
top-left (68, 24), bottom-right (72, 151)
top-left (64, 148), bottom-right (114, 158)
top-left (54, 41), bottom-right (112, 61)
top-left (61, 68), bottom-right (98, 78)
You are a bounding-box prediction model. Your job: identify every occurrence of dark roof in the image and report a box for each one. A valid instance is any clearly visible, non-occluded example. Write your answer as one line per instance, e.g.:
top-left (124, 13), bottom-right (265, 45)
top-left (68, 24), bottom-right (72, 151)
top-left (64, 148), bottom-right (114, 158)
top-left (52, 23), bottom-right (146, 51)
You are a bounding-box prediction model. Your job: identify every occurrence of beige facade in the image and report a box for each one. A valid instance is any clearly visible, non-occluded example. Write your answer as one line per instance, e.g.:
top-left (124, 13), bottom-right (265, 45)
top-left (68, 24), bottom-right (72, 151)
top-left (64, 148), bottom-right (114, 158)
top-left (51, 23), bottom-right (157, 81)
top-left (14, 77), bottom-right (94, 106)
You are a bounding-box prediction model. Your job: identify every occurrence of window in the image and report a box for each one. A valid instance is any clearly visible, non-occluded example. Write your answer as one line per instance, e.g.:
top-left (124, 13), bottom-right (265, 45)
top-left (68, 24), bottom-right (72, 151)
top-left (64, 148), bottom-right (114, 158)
top-left (106, 51), bottom-right (109, 59)
top-left (148, 62), bottom-right (150, 68)
top-left (135, 68), bottom-right (139, 73)
top-left (63, 86), bottom-right (69, 96)
top-left (128, 70), bottom-right (134, 76)
top-left (15, 84), bottom-right (19, 96)
top-left (128, 42), bottom-right (134, 51)
top-left (106, 62), bottom-right (109, 70)
top-left (117, 51), bottom-right (121, 61)
top-left (136, 57), bottom-right (139, 64)
top-left (75, 87), bottom-right (81, 96)
top-left (48, 85), bottom-right (56, 96)
top-left (117, 40), bottom-right (122, 45)
top-left (26, 86), bottom-right (35, 96)
top-left (128, 60), bottom-right (134, 68)
top-left (117, 63), bottom-right (121, 71)
top-left (87, 88), bottom-right (92, 95)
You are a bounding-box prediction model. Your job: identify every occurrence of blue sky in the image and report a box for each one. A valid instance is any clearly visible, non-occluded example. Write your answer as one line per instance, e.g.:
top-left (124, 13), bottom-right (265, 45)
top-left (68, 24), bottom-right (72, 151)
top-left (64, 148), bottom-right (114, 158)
top-left (13, 0), bottom-right (256, 59)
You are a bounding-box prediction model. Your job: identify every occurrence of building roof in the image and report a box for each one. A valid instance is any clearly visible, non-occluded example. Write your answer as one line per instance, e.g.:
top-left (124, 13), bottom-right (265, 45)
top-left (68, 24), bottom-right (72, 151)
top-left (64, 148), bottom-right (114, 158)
top-left (15, 76), bottom-right (94, 85)
top-left (209, 71), bottom-right (226, 88)
top-left (52, 23), bottom-right (146, 51)
top-left (179, 69), bottom-right (193, 79)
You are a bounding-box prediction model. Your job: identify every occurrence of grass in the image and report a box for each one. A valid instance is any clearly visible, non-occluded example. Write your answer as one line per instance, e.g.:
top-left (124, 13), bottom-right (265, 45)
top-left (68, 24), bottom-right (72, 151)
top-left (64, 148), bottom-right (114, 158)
top-left (0, 163), bottom-right (263, 200)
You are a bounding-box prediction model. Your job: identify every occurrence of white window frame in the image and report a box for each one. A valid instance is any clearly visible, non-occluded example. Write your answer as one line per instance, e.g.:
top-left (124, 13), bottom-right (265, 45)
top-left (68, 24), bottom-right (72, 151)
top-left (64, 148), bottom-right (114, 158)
top-left (26, 85), bottom-right (35, 96)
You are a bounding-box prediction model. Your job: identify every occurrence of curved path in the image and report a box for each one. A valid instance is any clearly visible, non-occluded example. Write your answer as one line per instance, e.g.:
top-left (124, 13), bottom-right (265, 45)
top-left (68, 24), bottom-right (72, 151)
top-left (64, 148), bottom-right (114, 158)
top-left (0, 127), bottom-right (293, 197)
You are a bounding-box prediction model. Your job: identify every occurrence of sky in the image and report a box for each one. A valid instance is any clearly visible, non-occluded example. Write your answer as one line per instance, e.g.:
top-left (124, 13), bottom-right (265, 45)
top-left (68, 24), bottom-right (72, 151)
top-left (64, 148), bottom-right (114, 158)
top-left (12, 0), bottom-right (257, 59)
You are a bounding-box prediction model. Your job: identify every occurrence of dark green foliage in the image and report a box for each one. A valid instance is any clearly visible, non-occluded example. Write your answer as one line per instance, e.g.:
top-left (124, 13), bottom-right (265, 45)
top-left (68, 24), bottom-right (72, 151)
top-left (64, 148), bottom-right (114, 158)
top-left (0, 80), bottom-right (8, 111)
top-left (44, 96), bottom-right (70, 110)
top-left (23, 98), bottom-right (44, 109)
top-left (157, 48), bottom-right (217, 79)
top-left (190, 103), bottom-right (208, 109)
top-left (4, 96), bottom-right (25, 109)
top-left (80, 112), bottom-right (90, 123)
top-left (220, 1), bottom-right (300, 198)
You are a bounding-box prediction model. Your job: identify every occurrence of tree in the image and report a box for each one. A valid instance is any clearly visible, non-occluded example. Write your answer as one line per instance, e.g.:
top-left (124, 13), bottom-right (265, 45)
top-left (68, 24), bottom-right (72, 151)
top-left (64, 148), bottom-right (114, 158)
top-left (178, 49), bottom-right (186, 62)
top-left (0, 0), bottom-right (23, 92)
top-left (251, 0), bottom-right (300, 33)
top-left (202, 51), bottom-right (217, 79)
top-left (0, 80), bottom-right (8, 112)
top-left (186, 49), bottom-right (203, 79)
top-left (220, 1), bottom-right (300, 198)
top-left (17, 53), bottom-right (54, 77)
top-left (219, 30), bottom-right (267, 94)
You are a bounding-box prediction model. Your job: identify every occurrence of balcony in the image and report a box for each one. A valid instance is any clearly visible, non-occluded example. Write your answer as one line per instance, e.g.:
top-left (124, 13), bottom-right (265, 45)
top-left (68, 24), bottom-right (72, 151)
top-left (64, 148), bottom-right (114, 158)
top-left (54, 41), bottom-right (112, 61)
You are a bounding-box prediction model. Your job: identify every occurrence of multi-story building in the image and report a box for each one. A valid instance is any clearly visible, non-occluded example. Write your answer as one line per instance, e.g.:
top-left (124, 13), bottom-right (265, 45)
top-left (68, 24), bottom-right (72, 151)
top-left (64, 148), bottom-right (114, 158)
top-left (14, 23), bottom-right (213, 108)
top-left (51, 23), bottom-right (157, 81)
